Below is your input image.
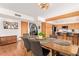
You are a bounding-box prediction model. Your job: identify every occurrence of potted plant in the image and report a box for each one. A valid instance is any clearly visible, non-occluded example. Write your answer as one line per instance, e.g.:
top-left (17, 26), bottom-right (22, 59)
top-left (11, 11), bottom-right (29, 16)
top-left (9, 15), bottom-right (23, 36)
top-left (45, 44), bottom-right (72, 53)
top-left (38, 32), bottom-right (45, 39)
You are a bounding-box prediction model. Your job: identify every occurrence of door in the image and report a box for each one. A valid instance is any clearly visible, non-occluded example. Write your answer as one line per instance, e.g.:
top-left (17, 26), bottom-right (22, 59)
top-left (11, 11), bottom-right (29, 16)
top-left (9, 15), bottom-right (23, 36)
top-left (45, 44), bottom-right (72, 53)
top-left (21, 21), bottom-right (28, 36)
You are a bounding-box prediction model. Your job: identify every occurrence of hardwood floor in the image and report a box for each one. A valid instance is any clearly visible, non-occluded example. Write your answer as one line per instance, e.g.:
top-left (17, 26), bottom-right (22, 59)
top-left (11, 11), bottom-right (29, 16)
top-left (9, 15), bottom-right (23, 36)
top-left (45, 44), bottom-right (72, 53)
top-left (0, 39), bottom-right (79, 56)
top-left (0, 40), bottom-right (27, 56)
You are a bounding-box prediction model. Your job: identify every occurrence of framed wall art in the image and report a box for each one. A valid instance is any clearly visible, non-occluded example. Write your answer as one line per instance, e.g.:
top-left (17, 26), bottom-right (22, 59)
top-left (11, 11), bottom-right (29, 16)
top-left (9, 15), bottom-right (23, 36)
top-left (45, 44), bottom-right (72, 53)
top-left (3, 21), bottom-right (18, 29)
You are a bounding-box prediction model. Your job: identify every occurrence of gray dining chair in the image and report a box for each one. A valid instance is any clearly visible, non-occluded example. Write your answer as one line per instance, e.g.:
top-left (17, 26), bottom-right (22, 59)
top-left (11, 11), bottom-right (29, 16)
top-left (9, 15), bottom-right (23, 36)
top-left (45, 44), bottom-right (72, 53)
top-left (22, 36), bottom-right (50, 56)
top-left (22, 37), bottom-right (31, 52)
top-left (29, 39), bottom-right (43, 56)
top-left (23, 33), bottom-right (30, 39)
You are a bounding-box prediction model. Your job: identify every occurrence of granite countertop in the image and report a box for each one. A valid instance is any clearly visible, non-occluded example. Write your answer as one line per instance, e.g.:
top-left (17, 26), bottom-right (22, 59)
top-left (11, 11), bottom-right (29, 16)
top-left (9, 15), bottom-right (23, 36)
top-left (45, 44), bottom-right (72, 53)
top-left (57, 32), bottom-right (79, 34)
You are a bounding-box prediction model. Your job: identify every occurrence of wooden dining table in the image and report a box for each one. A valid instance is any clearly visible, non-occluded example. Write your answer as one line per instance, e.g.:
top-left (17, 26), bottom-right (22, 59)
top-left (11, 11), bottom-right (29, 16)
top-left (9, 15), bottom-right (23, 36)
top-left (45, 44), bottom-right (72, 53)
top-left (37, 38), bottom-right (79, 56)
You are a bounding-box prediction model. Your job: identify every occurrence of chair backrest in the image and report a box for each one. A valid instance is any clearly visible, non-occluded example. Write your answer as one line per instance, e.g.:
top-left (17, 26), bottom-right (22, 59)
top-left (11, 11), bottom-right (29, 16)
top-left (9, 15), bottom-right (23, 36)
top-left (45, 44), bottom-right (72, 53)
top-left (67, 32), bottom-right (73, 37)
top-left (22, 37), bottom-right (31, 51)
top-left (57, 32), bottom-right (63, 36)
top-left (23, 33), bottom-right (30, 39)
top-left (29, 39), bottom-right (43, 56)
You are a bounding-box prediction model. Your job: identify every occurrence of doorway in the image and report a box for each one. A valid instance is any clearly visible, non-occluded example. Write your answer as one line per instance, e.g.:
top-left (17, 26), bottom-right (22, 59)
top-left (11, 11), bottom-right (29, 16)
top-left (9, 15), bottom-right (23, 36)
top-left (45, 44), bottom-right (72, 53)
top-left (21, 21), bottom-right (28, 36)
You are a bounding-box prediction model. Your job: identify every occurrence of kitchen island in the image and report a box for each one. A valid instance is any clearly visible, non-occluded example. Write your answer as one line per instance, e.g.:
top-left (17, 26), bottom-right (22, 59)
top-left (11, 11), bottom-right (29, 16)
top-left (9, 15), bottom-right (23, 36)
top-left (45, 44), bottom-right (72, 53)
top-left (56, 32), bottom-right (79, 46)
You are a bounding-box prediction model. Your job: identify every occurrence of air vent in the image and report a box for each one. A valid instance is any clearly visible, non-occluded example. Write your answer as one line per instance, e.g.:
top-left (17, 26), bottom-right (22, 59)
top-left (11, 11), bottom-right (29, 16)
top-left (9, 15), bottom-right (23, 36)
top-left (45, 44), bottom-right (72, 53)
top-left (14, 13), bottom-right (21, 17)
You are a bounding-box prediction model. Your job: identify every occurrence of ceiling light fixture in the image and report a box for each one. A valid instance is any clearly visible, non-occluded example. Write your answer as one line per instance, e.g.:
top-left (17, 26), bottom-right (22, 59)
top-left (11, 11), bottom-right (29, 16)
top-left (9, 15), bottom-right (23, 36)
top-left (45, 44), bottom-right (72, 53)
top-left (38, 3), bottom-right (49, 10)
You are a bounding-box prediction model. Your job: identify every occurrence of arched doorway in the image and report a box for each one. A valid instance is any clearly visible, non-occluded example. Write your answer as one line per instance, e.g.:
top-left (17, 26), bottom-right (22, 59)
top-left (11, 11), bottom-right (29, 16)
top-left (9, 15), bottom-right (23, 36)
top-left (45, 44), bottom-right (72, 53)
top-left (29, 23), bottom-right (38, 35)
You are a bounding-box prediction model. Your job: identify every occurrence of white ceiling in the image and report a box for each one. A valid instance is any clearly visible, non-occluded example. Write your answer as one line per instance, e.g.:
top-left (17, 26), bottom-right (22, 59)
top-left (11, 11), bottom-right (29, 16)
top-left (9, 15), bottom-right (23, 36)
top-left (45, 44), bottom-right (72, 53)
top-left (47, 16), bottom-right (79, 24)
top-left (0, 3), bottom-right (79, 18)
top-left (0, 3), bottom-right (79, 24)
top-left (0, 3), bottom-right (49, 17)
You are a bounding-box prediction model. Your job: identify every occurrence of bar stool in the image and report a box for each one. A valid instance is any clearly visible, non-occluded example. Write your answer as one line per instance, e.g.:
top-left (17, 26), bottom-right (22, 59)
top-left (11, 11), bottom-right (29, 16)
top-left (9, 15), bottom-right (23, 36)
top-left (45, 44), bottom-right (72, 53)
top-left (66, 32), bottom-right (74, 44)
top-left (77, 34), bottom-right (79, 46)
top-left (57, 32), bottom-right (64, 39)
top-left (73, 34), bottom-right (78, 45)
